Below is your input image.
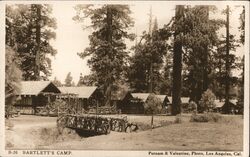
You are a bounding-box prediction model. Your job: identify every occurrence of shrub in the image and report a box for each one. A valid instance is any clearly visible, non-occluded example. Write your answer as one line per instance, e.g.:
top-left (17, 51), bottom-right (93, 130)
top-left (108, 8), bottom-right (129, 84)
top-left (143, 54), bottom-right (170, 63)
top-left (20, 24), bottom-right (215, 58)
top-left (206, 113), bottom-right (222, 122)
top-left (190, 113), bottom-right (222, 123)
top-left (190, 114), bottom-right (208, 122)
top-left (200, 89), bottom-right (216, 112)
top-left (144, 94), bottom-right (162, 114)
top-left (188, 101), bottom-right (198, 113)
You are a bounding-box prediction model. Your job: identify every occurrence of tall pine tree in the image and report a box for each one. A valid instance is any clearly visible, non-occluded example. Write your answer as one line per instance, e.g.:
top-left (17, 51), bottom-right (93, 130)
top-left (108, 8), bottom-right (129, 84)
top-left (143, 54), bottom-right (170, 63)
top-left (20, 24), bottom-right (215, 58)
top-left (65, 72), bottom-right (73, 87)
top-left (73, 5), bottom-right (134, 105)
top-left (6, 4), bottom-right (57, 80)
top-left (128, 8), bottom-right (171, 93)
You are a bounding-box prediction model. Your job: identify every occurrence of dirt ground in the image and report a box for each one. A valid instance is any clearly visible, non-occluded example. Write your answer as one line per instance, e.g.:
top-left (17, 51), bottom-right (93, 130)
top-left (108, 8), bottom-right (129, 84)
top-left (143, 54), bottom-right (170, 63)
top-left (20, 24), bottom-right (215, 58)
top-left (5, 114), bottom-right (243, 151)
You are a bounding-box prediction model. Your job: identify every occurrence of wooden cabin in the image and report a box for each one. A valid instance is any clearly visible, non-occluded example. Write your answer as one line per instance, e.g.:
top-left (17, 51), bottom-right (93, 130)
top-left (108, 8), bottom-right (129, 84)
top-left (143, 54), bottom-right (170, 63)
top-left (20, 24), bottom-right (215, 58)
top-left (180, 97), bottom-right (190, 112)
top-left (58, 86), bottom-right (101, 113)
top-left (155, 95), bottom-right (170, 108)
top-left (155, 95), bottom-right (172, 114)
top-left (14, 81), bottom-right (61, 114)
top-left (111, 91), bottom-right (133, 114)
top-left (129, 93), bottom-right (151, 114)
top-left (167, 96), bottom-right (172, 105)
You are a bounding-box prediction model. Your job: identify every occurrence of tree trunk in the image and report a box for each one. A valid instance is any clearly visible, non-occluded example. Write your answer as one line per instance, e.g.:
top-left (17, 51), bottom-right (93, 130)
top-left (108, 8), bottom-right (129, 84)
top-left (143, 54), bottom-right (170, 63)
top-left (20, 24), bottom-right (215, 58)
top-left (172, 5), bottom-right (184, 115)
top-left (224, 5), bottom-right (230, 113)
top-left (202, 6), bottom-right (209, 92)
top-left (105, 5), bottom-right (113, 106)
top-left (35, 4), bottom-right (41, 81)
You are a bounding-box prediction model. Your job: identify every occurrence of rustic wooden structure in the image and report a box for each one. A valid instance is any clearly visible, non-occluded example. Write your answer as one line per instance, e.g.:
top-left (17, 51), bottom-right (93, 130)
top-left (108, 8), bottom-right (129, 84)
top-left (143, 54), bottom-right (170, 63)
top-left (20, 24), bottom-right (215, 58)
top-left (35, 93), bottom-right (79, 116)
top-left (155, 95), bottom-right (170, 108)
top-left (129, 93), bottom-right (151, 114)
top-left (14, 81), bottom-right (61, 114)
top-left (111, 91), bottom-right (133, 114)
top-left (57, 114), bottom-right (138, 135)
top-left (58, 86), bottom-right (102, 113)
top-left (88, 106), bottom-right (118, 114)
top-left (180, 97), bottom-right (190, 113)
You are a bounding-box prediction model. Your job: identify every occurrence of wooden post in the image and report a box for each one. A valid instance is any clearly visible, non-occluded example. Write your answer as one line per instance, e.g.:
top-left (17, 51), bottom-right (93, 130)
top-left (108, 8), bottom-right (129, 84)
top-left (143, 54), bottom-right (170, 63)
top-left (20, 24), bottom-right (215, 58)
top-left (151, 114), bottom-right (154, 130)
top-left (96, 100), bottom-right (98, 117)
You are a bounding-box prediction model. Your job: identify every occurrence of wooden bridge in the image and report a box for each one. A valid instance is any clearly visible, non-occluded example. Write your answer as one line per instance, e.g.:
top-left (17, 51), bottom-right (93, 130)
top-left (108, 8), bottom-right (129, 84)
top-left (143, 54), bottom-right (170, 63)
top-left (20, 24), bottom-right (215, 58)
top-left (57, 114), bottom-right (138, 135)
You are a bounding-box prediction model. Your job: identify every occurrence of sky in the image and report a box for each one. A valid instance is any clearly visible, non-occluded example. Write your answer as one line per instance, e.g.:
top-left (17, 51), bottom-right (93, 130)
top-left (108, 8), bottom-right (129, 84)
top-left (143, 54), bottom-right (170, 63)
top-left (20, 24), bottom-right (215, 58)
top-left (48, 2), bottom-right (244, 83)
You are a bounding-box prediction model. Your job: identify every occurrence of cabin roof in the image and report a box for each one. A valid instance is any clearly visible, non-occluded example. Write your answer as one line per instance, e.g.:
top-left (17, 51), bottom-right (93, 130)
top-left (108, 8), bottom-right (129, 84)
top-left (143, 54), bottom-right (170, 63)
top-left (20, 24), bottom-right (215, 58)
top-left (156, 95), bottom-right (168, 103)
top-left (181, 97), bottom-right (190, 104)
top-left (20, 81), bottom-right (60, 96)
top-left (215, 99), bottom-right (238, 108)
top-left (167, 97), bottom-right (172, 104)
top-left (164, 96), bottom-right (189, 104)
top-left (59, 86), bottom-right (97, 99)
top-left (131, 93), bottom-right (150, 102)
top-left (229, 99), bottom-right (237, 105)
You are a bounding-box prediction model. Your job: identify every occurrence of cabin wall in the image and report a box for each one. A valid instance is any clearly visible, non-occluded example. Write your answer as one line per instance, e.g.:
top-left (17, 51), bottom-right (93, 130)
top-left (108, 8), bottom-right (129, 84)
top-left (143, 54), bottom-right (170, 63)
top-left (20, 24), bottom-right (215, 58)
top-left (112, 94), bottom-right (133, 113)
top-left (14, 96), bottom-right (34, 114)
top-left (15, 94), bottom-right (57, 115)
top-left (33, 95), bottom-right (48, 106)
top-left (120, 101), bottom-right (144, 114)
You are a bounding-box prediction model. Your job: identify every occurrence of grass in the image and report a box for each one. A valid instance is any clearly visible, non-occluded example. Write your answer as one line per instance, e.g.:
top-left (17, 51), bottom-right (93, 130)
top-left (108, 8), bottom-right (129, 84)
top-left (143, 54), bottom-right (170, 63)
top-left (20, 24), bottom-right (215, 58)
top-left (190, 113), bottom-right (222, 122)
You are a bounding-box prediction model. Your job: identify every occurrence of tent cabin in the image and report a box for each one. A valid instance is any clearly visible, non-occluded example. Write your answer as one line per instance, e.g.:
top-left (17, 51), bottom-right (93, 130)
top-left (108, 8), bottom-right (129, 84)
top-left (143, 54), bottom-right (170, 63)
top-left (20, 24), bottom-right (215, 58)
top-left (58, 86), bottom-right (100, 112)
top-left (110, 91), bottom-right (133, 113)
top-left (14, 81), bottom-right (61, 114)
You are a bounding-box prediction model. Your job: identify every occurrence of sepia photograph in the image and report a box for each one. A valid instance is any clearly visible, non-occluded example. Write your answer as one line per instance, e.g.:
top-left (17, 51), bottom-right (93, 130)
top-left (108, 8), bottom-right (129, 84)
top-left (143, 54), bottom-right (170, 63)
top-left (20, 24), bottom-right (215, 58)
top-left (0, 1), bottom-right (249, 157)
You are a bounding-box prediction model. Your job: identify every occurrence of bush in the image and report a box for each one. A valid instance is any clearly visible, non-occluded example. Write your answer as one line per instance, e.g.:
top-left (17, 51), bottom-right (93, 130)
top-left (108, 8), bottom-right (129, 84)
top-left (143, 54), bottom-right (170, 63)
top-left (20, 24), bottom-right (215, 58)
top-left (144, 94), bottom-right (162, 114)
top-left (190, 113), bottom-right (222, 123)
top-left (200, 89), bottom-right (216, 112)
top-left (187, 101), bottom-right (198, 113)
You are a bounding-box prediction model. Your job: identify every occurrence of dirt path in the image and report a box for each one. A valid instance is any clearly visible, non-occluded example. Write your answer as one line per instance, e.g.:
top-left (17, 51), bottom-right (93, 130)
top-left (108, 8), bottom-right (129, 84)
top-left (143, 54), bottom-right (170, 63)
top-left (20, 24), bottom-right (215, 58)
top-left (6, 116), bottom-right (57, 149)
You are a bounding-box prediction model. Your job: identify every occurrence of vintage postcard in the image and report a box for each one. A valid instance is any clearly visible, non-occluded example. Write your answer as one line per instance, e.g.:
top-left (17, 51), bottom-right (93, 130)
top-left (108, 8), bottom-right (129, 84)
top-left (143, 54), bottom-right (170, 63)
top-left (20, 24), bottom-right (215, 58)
top-left (0, 1), bottom-right (249, 157)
